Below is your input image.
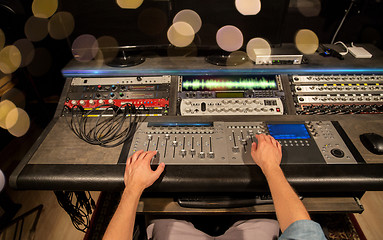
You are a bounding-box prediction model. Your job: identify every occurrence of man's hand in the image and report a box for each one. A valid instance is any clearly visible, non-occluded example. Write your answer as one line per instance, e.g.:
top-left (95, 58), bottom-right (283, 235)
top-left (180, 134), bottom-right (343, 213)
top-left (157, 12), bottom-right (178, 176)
top-left (124, 150), bottom-right (165, 194)
top-left (251, 134), bottom-right (282, 174)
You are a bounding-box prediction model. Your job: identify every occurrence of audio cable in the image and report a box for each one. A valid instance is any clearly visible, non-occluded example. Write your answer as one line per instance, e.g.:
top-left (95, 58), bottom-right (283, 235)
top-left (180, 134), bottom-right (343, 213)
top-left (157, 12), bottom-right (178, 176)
top-left (64, 103), bottom-right (147, 148)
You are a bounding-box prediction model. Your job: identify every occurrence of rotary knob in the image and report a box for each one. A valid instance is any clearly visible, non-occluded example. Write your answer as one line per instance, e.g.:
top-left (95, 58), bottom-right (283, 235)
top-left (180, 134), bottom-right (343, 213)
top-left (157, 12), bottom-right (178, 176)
top-left (79, 100), bottom-right (86, 105)
top-left (98, 100), bottom-right (104, 104)
top-left (108, 99), bottom-right (114, 104)
top-left (71, 100), bottom-right (77, 105)
top-left (89, 100), bottom-right (95, 105)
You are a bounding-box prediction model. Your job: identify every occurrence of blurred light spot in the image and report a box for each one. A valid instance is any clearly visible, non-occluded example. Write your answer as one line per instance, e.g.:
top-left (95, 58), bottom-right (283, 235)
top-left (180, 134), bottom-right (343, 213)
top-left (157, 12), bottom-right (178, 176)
top-left (0, 100), bottom-right (16, 129)
top-left (32, 0), bottom-right (58, 18)
top-left (0, 45), bottom-right (22, 74)
top-left (13, 39), bottom-right (35, 67)
top-left (1, 88), bottom-right (26, 109)
top-left (24, 16), bottom-right (49, 42)
top-left (0, 73), bottom-right (14, 96)
top-left (72, 34), bottom-right (99, 62)
top-left (235, 0), bottom-right (261, 16)
top-left (6, 108), bottom-right (30, 137)
top-left (167, 43), bottom-right (198, 57)
top-left (167, 22), bottom-right (195, 48)
top-left (246, 37), bottom-right (271, 61)
top-left (226, 51), bottom-right (249, 66)
top-left (0, 29), bottom-right (5, 50)
top-left (48, 11), bottom-right (75, 40)
top-left (296, 0), bottom-right (321, 17)
top-left (138, 8), bottom-right (167, 37)
top-left (116, 0), bottom-right (144, 9)
top-left (295, 29), bottom-right (319, 54)
top-left (96, 36), bottom-right (119, 63)
top-left (216, 26), bottom-right (243, 52)
top-left (173, 10), bottom-right (202, 34)
top-left (27, 48), bottom-right (52, 76)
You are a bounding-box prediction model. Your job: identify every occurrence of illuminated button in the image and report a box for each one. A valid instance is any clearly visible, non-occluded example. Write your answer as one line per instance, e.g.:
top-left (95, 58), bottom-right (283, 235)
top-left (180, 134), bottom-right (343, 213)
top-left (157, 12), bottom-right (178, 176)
top-left (97, 85), bottom-right (102, 90)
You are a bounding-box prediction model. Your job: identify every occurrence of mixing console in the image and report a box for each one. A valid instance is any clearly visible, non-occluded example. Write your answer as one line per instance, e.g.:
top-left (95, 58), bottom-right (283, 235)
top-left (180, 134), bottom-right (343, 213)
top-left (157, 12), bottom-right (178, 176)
top-left (291, 74), bottom-right (383, 115)
top-left (128, 121), bottom-right (358, 165)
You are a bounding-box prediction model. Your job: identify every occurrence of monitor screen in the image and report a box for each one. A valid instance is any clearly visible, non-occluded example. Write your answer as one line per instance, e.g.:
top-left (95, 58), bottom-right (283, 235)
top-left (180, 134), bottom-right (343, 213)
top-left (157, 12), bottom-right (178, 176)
top-left (182, 75), bottom-right (278, 91)
top-left (267, 124), bottom-right (311, 140)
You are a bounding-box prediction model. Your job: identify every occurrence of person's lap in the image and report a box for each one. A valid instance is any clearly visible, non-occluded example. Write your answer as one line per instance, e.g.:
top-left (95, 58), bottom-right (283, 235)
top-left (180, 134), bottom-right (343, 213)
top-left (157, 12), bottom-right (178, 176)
top-left (146, 218), bottom-right (279, 240)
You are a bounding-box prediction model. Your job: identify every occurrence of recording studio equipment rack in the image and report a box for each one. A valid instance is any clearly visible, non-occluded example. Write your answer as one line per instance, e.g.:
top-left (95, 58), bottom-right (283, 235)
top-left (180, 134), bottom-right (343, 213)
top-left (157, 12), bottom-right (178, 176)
top-left (63, 76), bottom-right (171, 116)
top-left (178, 75), bottom-right (285, 115)
top-left (291, 74), bottom-right (383, 115)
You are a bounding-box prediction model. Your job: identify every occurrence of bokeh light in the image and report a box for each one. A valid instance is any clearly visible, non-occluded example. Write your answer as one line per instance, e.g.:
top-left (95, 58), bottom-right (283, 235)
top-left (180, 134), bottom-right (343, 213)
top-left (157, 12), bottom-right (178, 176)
top-left (0, 29), bottom-right (5, 50)
top-left (0, 100), bottom-right (16, 129)
top-left (0, 73), bottom-right (14, 96)
top-left (6, 108), bottom-right (30, 137)
top-left (246, 37), bottom-right (271, 61)
top-left (1, 88), bottom-right (25, 109)
top-left (48, 11), bottom-right (75, 40)
top-left (116, 0), bottom-right (144, 9)
top-left (27, 48), bottom-right (52, 76)
top-left (226, 51), bottom-right (249, 66)
top-left (138, 8), bottom-right (167, 37)
top-left (13, 39), bottom-right (35, 67)
top-left (32, 0), bottom-right (58, 18)
top-left (167, 22), bottom-right (195, 48)
top-left (0, 45), bottom-right (22, 74)
top-left (96, 36), bottom-right (119, 63)
top-left (216, 25), bottom-right (243, 52)
top-left (295, 29), bottom-right (319, 54)
top-left (235, 0), bottom-right (262, 16)
top-left (296, 0), bottom-right (321, 17)
top-left (24, 16), bottom-right (49, 42)
top-left (173, 10), bottom-right (202, 34)
top-left (71, 34), bottom-right (99, 62)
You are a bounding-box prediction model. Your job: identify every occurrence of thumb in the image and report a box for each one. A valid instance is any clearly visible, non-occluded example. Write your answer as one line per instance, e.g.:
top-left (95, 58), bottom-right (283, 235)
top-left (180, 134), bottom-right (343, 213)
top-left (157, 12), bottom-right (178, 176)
top-left (152, 162), bottom-right (165, 180)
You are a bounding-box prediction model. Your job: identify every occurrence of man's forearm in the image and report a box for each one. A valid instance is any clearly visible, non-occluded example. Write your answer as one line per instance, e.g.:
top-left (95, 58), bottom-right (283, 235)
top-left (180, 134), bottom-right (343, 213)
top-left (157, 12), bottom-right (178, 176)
top-left (264, 166), bottom-right (310, 232)
top-left (103, 189), bottom-right (142, 240)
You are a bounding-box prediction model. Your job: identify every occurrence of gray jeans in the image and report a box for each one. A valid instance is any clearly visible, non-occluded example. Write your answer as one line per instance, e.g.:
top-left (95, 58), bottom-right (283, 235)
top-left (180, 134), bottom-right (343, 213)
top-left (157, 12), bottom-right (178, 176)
top-left (147, 219), bottom-right (279, 240)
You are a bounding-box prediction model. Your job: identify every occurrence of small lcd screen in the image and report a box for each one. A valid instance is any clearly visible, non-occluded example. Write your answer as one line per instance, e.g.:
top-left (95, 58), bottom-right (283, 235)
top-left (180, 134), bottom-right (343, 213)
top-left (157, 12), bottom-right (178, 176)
top-left (267, 124), bottom-right (310, 140)
top-left (147, 122), bottom-right (213, 127)
top-left (216, 92), bottom-right (244, 98)
top-left (182, 75), bottom-right (278, 91)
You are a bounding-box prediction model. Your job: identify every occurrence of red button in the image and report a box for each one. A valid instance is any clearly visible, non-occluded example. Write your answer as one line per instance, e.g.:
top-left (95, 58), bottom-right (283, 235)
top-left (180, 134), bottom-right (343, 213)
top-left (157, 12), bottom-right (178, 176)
top-left (276, 108), bottom-right (280, 112)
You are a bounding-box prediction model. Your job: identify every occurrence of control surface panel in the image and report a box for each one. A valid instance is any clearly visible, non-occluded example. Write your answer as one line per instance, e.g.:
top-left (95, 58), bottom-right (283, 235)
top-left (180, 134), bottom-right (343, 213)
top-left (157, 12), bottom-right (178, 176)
top-left (128, 121), bottom-right (358, 165)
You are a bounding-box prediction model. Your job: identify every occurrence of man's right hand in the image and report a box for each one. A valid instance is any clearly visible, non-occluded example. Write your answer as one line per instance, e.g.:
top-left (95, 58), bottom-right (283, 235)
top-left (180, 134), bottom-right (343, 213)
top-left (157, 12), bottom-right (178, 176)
top-left (251, 134), bottom-right (282, 174)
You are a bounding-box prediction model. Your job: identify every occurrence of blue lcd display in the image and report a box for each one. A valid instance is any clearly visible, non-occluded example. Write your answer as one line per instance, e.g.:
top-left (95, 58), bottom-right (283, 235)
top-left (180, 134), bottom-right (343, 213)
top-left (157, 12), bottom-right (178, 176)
top-left (267, 124), bottom-right (310, 140)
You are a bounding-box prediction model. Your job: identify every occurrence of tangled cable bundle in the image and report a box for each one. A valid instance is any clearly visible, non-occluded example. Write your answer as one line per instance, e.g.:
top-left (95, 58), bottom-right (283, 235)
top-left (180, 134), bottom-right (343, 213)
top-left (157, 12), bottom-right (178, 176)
top-left (64, 103), bottom-right (147, 147)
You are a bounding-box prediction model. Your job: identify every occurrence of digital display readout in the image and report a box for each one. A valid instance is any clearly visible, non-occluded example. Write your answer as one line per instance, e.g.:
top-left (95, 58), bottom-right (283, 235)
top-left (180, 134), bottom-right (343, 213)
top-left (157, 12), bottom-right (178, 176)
top-left (182, 75), bottom-right (278, 91)
top-left (216, 92), bottom-right (244, 98)
top-left (267, 124), bottom-right (310, 140)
